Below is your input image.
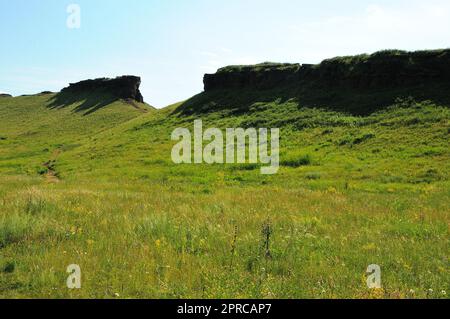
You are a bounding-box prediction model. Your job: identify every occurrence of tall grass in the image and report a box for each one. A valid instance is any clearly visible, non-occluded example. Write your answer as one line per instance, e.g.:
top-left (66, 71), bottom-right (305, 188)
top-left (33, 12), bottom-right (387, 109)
top-left (0, 93), bottom-right (448, 298)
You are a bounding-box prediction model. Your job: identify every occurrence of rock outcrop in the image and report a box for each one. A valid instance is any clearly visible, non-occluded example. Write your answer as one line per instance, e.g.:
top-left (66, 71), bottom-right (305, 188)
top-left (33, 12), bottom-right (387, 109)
top-left (61, 76), bottom-right (144, 103)
top-left (204, 50), bottom-right (450, 92)
top-left (204, 63), bottom-right (301, 91)
top-left (201, 49), bottom-right (450, 114)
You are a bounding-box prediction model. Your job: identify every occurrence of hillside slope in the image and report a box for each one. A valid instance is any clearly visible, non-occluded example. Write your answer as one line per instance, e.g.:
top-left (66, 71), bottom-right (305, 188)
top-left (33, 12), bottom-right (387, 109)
top-left (0, 51), bottom-right (449, 299)
top-left (0, 92), bottom-right (152, 176)
top-left (1, 95), bottom-right (448, 298)
top-left (1, 51), bottom-right (448, 189)
top-left (53, 97), bottom-right (449, 191)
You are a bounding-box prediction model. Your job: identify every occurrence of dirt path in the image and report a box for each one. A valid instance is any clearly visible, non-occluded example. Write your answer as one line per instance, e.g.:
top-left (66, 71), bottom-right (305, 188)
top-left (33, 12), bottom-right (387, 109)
top-left (124, 99), bottom-right (149, 112)
top-left (42, 148), bottom-right (62, 183)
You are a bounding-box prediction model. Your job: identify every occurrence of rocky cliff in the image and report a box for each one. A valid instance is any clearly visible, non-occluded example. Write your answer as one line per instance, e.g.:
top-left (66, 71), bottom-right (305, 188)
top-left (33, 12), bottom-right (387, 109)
top-left (204, 63), bottom-right (301, 91)
top-left (200, 49), bottom-right (450, 114)
top-left (204, 50), bottom-right (450, 92)
top-left (61, 76), bottom-right (144, 103)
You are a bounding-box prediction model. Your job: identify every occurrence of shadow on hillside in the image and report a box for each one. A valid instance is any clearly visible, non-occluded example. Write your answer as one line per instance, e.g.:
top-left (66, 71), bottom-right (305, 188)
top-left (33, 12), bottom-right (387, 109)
top-left (47, 91), bottom-right (118, 115)
top-left (173, 84), bottom-right (450, 117)
top-left (172, 90), bottom-right (290, 116)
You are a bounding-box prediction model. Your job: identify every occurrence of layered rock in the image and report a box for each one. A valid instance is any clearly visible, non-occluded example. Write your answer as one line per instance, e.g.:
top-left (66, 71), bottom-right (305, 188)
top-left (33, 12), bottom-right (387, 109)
top-left (204, 63), bottom-right (301, 91)
top-left (61, 76), bottom-right (144, 103)
top-left (204, 49), bottom-right (450, 92)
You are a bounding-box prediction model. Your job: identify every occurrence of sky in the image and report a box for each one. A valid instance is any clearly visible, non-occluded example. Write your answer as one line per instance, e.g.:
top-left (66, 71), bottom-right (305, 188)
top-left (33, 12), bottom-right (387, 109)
top-left (1, 0), bottom-right (449, 108)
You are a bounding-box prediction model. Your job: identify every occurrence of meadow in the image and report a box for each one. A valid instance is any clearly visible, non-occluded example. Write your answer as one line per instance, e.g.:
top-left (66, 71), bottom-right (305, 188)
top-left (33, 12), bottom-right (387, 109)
top-left (0, 92), bottom-right (448, 298)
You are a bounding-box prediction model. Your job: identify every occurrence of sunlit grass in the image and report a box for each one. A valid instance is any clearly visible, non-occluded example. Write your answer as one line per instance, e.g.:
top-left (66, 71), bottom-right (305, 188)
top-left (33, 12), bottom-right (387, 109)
top-left (0, 95), bottom-right (448, 298)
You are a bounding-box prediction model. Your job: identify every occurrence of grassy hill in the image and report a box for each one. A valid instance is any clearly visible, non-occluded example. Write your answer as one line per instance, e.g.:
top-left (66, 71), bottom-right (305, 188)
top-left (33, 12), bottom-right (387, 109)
top-left (0, 92), bottom-right (152, 177)
top-left (0, 52), bottom-right (449, 298)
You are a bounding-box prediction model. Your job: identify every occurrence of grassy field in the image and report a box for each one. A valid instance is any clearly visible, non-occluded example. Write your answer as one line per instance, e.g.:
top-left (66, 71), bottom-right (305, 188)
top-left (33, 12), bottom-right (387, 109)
top-left (0, 92), bottom-right (448, 298)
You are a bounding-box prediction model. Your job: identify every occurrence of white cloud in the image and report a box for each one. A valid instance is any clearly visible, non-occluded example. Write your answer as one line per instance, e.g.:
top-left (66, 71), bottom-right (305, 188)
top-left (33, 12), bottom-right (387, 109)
top-left (288, 1), bottom-right (450, 63)
top-left (364, 2), bottom-right (450, 33)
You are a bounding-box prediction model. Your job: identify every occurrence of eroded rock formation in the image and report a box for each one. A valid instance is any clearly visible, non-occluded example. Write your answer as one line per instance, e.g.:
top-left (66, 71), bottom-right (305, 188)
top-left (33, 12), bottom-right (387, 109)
top-left (204, 49), bottom-right (450, 92)
top-left (61, 76), bottom-right (144, 103)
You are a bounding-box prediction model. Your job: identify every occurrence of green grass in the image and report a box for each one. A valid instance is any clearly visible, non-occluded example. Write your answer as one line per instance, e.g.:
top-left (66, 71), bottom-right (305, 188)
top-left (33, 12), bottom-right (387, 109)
top-left (0, 91), bottom-right (448, 299)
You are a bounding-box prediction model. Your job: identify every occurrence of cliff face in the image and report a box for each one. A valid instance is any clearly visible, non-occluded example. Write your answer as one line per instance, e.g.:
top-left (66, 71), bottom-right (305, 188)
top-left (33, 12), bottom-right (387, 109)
top-left (204, 63), bottom-right (301, 91)
top-left (204, 50), bottom-right (450, 92)
top-left (199, 49), bottom-right (450, 114)
top-left (61, 76), bottom-right (144, 103)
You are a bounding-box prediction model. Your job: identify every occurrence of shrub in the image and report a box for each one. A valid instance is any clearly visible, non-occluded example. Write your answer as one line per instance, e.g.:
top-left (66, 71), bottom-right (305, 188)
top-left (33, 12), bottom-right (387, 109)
top-left (353, 133), bottom-right (375, 145)
top-left (339, 133), bottom-right (375, 146)
top-left (37, 167), bottom-right (48, 175)
top-left (281, 154), bottom-right (312, 167)
top-left (1, 261), bottom-right (15, 273)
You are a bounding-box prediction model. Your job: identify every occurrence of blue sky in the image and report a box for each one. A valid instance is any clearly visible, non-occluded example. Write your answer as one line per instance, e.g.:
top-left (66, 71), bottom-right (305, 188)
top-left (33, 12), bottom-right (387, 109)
top-left (1, 0), bottom-right (449, 107)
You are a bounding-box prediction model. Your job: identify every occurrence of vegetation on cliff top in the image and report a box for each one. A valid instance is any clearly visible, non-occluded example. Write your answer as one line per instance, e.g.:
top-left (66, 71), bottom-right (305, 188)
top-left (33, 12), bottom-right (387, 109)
top-left (204, 49), bottom-right (450, 115)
